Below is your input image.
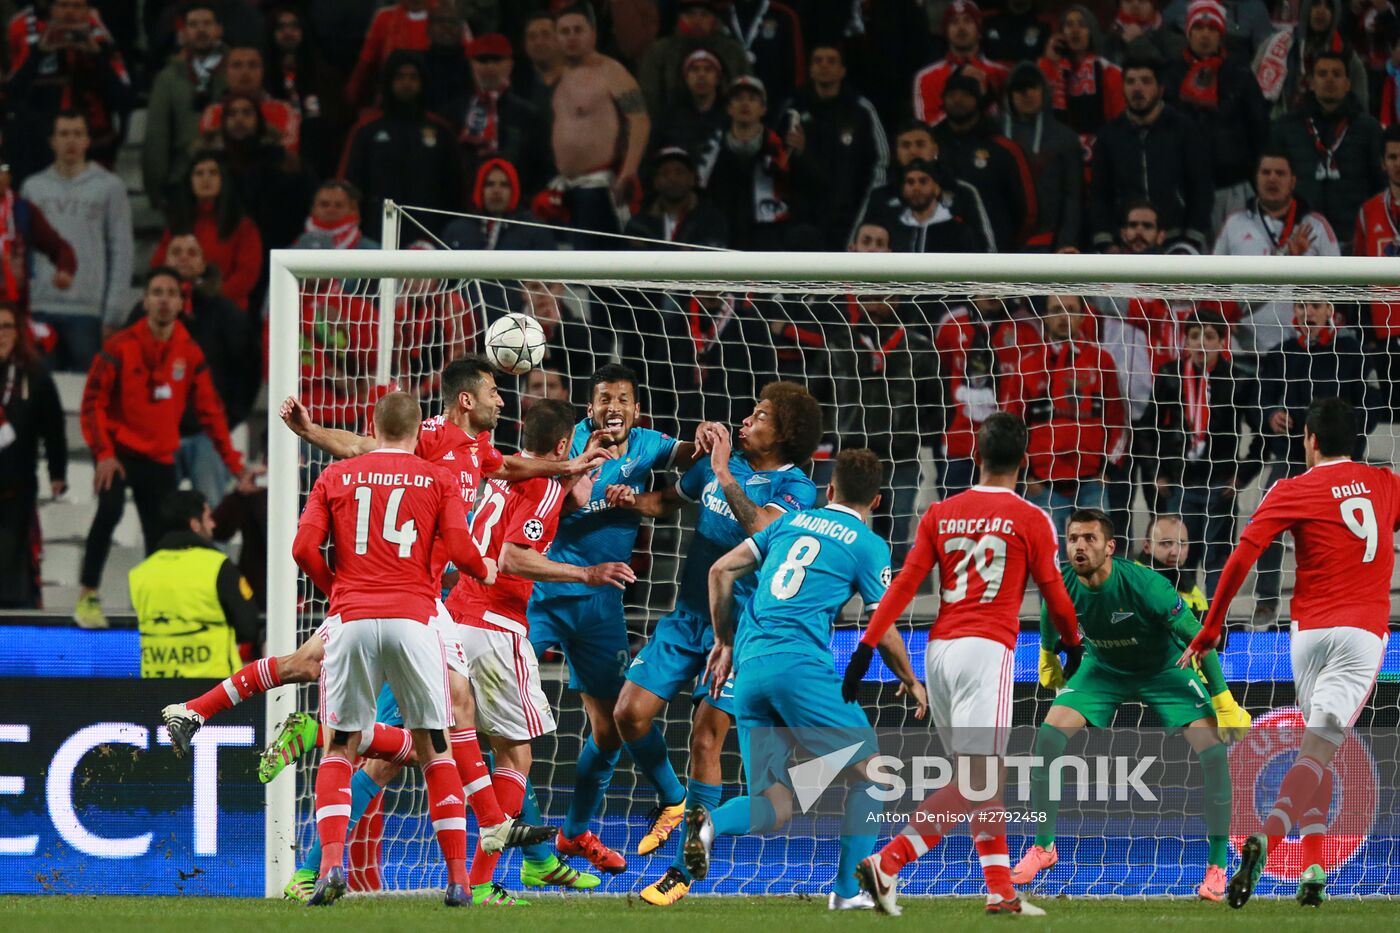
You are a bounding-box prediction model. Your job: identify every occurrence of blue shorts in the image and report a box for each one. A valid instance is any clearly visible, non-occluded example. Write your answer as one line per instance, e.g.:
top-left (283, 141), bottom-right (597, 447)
top-left (625, 606), bottom-right (734, 715)
top-left (735, 652), bottom-right (878, 794)
top-left (529, 589), bottom-right (631, 698)
top-left (374, 682), bottom-right (403, 728)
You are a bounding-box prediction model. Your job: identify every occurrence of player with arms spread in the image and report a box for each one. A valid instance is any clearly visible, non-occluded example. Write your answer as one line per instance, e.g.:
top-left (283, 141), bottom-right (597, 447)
top-left (608, 381), bottom-right (824, 906)
top-left (683, 449), bottom-right (927, 911)
top-left (292, 392), bottom-right (490, 908)
top-left (1181, 397), bottom-right (1399, 909)
top-left (445, 398), bottom-right (637, 906)
top-left (847, 412), bottom-right (1081, 916)
top-left (1011, 508), bottom-right (1250, 902)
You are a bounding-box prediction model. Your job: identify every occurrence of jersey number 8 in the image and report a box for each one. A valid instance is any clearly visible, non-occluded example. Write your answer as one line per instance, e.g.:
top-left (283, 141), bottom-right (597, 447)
top-left (770, 535), bottom-right (822, 599)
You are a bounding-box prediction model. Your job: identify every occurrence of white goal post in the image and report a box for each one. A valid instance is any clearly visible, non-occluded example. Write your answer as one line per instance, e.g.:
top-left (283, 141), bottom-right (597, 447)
top-left (264, 249), bottom-right (1400, 899)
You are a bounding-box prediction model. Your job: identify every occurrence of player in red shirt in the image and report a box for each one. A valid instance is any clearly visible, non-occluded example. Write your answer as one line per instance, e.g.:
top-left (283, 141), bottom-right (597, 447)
top-left (1180, 397), bottom-right (1398, 909)
top-left (291, 391), bottom-right (492, 907)
top-left (846, 412), bottom-right (1081, 917)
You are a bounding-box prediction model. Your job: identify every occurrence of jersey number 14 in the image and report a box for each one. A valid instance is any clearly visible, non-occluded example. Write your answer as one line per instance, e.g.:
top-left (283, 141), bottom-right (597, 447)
top-left (352, 486), bottom-right (419, 558)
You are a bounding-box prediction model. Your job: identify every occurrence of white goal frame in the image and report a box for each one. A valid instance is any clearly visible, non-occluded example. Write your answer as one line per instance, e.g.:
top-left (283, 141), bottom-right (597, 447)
top-left (263, 247), bottom-right (1400, 897)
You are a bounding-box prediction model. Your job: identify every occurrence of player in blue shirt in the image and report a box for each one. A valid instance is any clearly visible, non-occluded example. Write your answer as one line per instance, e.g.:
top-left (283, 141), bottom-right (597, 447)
top-left (608, 382), bottom-right (825, 906)
top-left (681, 448), bottom-right (925, 911)
top-left (520, 364), bottom-right (699, 882)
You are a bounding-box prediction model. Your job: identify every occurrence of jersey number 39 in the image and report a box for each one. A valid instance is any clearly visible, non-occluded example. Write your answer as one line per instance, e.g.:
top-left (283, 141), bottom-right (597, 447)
top-left (941, 534), bottom-right (1007, 604)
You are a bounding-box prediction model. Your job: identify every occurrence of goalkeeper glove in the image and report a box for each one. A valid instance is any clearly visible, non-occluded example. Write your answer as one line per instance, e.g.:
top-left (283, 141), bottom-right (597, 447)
top-left (1057, 639), bottom-right (1085, 681)
top-left (1211, 690), bottom-right (1252, 744)
top-left (843, 643), bottom-right (874, 703)
top-left (1039, 647), bottom-right (1066, 690)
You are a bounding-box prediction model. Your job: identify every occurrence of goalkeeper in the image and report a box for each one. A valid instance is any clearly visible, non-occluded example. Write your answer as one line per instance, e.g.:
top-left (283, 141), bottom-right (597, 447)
top-left (1011, 509), bottom-right (1250, 902)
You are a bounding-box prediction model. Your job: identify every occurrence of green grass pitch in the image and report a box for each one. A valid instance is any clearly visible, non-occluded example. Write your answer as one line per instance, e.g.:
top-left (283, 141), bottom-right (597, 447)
top-left (2, 894), bottom-right (1387, 932)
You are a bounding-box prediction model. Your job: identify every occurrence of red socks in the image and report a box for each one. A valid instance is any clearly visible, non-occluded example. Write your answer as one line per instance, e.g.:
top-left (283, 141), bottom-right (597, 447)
top-left (1300, 766), bottom-right (1333, 866)
top-left (1263, 755), bottom-right (1326, 853)
top-left (468, 767), bottom-right (527, 886)
top-left (972, 805), bottom-right (1014, 900)
top-left (314, 754), bottom-right (353, 875)
top-left (451, 728), bottom-right (505, 827)
top-left (424, 758), bottom-right (469, 886)
top-left (878, 782), bottom-right (969, 876)
top-left (187, 657), bottom-right (280, 720)
top-left (315, 723), bottom-right (416, 764)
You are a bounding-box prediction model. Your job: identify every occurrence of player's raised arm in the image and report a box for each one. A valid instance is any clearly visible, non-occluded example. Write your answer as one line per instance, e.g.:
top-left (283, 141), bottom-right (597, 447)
top-left (708, 424), bottom-right (787, 535)
top-left (280, 395), bottom-right (375, 458)
top-left (606, 481), bottom-right (685, 517)
top-left (498, 543), bottom-right (635, 589)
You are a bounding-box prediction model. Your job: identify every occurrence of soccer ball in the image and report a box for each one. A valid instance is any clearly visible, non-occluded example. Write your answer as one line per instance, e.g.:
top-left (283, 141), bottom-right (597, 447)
top-left (483, 312), bottom-right (548, 375)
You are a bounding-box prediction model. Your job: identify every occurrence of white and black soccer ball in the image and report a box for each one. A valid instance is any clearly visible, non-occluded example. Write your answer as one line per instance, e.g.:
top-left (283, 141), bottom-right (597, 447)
top-left (483, 312), bottom-right (548, 375)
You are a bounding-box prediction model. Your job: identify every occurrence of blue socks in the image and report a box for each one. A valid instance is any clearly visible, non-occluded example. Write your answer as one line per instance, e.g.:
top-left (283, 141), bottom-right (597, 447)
top-left (671, 779), bottom-right (723, 880)
top-left (624, 724), bottom-right (687, 806)
top-left (518, 777), bottom-right (552, 863)
top-left (563, 736), bottom-right (621, 839)
top-left (836, 782), bottom-right (881, 899)
top-left (710, 794), bottom-right (779, 837)
top-left (301, 767), bottom-right (385, 874)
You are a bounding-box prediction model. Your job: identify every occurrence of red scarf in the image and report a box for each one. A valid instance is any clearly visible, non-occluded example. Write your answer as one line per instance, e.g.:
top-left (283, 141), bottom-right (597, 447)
top-left (1182, 356), bottom-right (1210, 460)
top-left (1113, 8), bottom-right (1162, 35)
top-left (461, 88), bottom-right (502, 154)
top-left (304, 214), bottom-right (364, 249)
top-left (688, 296), bottom-right (735, 384)
top-left (1260, 198), bottom-right (1299, 254)
top-left (1046, 55), bottom-right (1101, 112)
top-left (1306, 115), bottom-right (1348, 180)
top-left (846, 296), bottom-right (904, 373)
top-left (1180, 49), bottom-right (1225, 110)
top-left (0, 190), bottom-right (18, 303)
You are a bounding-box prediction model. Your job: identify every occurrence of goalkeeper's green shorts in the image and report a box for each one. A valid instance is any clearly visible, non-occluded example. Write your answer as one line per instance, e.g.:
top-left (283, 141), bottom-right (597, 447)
top-left (1052, 655), bottom-right (1212, 729)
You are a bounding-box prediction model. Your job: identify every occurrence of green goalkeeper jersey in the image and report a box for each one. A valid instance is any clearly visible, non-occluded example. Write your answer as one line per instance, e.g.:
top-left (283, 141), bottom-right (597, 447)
top-left (1040, 558), bottom-right (1227, 694)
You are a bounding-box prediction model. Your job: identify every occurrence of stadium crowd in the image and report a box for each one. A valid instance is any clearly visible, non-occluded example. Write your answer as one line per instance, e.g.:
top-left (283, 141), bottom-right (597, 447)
top-left (0, 0), bottom-right (1395, 636)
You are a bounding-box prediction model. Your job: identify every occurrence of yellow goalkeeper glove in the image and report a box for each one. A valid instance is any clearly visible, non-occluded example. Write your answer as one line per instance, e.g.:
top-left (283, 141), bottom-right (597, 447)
top-left (1211, 690), bottom-right (1252, 744)
top-left (1039, 647), bottom-right (1066, 690)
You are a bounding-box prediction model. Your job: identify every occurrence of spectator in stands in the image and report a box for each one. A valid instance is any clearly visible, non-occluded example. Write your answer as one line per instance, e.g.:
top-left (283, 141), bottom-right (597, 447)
top-left (516, 9), bottom-right (562, 114)
top-left (198, 46), bottom-right (299, 154)
top-left (1351, 0), bottom-right (1397, 106)
top-left (147, 233), bottom-right (256, 505)
top-left (933, 294), bottom-right (1039, 497)
top-left (0, 302), bottom-right (65, 609)
top-left (1005, 293), bottom-right (1127, 533)
top-left (152, 151), bottom-right (262, 311)
top-left (517, 279), bottom-right (597, 382)
top-left (8, 0), bottom-right (130, 168)
top-left (984, 0), bottom-right (1053, 63)
top-left (649, 48), bottom-right (726, 173)
top-left (933, 73), bottom-right (1037, 251)
top-left (638, 0), bottom-right (748, 117)
top-left (1274, 0), bottom-right (1370, 116)
top-left (1354, 125), bottom-right (1400, 415)
top-left (0, 155), bottom-right (77, 323)
top-left (340, 50), bottom-right (464, 241)
top-left (886, 158), bottom-right (979, 253)
top-left (1138, 513), bottom-right (1208, 613)
top-left (1215, 149), bottom-right (1340, 355)
top-left (1145, 309), bottom-right (1262, 598)
top-left (855, 119), bottom-right (995, 251)
top-left (7, 0), bottom-right (104, 76)
top-left (131, 489), bottom-right (259, 678)
top-left (294, 179), bottom-right (379, 251)
top-left (214, 94), bottom-right (317, 251)
top-left (1105, 0), bottom-right (1185, 62)
top-left (1091, 52), bottom-right (1213, 252)
top-left (913, 0), bottom-right (1008, 125)
top-left (445, 33), bottom-right (549, 196)
top-left (1164, 0), bottom-right (1269, 228)
top-left (75, 267), bottom-right (248, 629)
top-left (830, 290), bottom-right (939, 561)
top-left (1270, 51), bottom-right (1384, 250)
top-left (422, 9), bottom-right (472, 119)
top-left (266, 4), bottom-right (350, 181)
top-left (1003, 62), bottom-right (1082, 251)
top-left (547, 5), bottom-right (649, 250)
top-left (443, 157), bottom-right (556, 251)
top-left (346, 0), bottom-right (470, 109)
top-left (143, 3), bottom-right (226, 212)
top-left (1038, 5), bottom-right (1125, 163)
top-left (1162, 0), bottom-right (1275, 59)
top-left (705, 75), bottom-right (818, 251)
top-left (1251, 300), bottom-right (1371, 627)
top-left (624, 147), bottom-right (728, 248)
top-left (724, 0), bottom-right (805, 111)
top-left (779, 44), bottom-right (887, 250)
top-left (22, 110), bottom-right (130, 373)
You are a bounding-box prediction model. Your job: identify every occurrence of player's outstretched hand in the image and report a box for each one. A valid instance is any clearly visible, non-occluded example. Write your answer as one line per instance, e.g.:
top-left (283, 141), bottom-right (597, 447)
top-left (692, 421), bottom-right (720, 456)
top-left (708, 423), bottom-right (732, 472)
top-left (842, 643), bottom-right (874, 703)
top-left (705, 643), bottom-right (732, 699)
top-left (585, 561), bottom-right (637, 589)
top-left (1176, 629), bottom-right (1219, 669)
top-left (604, 484), bottom-right (636, 508)
top-left (565, 444), bottom-right (614, 476)
top-left (1057, 639), bottom-right (1084, 681)
top-left (896, 679), bottom-right (928, 720)
top-left (280, 396), bottom-right (312, 436)
top-left (480, 557), bottom-right (498, 587)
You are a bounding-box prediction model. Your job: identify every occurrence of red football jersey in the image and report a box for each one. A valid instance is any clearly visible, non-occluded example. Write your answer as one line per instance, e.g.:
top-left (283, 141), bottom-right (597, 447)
top-left (446, 474), bottom-right (565, 634)
top-left (1240, 459), bottom-right (1400, 636)
top-left (299, 449), bottom-right (466, 623)
top-left (908, 486), bottom-right (1064, 649)
top-left (415, 416), bottom-right (504, 579)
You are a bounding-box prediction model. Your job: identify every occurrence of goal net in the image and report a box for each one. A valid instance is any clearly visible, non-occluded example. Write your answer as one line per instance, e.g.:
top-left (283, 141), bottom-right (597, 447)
top-left (266, 245), bottom-right (1400, 900)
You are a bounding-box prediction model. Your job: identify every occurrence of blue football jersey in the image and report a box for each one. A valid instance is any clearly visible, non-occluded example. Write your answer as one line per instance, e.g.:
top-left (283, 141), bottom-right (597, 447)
top-left (533, 421), bottom-right (678, 599)
top-left (674, 454), bottom-right (817, 616)
top-left (735, 504), bottom-right (891, 668)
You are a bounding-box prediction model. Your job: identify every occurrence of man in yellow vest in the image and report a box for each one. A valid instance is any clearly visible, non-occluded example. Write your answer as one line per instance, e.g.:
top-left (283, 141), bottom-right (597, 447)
top-left (132, 489), bottom-right (259, 678)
